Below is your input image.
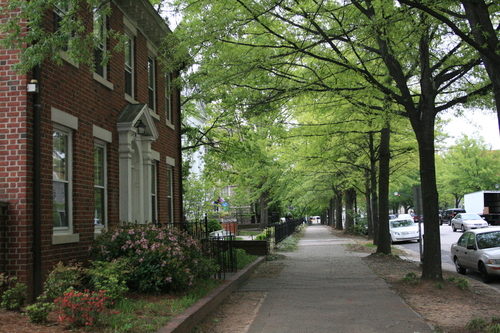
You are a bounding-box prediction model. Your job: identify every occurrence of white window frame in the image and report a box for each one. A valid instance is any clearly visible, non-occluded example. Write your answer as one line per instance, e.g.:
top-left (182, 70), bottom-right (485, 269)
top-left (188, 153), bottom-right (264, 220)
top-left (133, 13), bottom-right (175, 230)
top-left (52, 108), bottom-right (79, 244)
top-left (94, 140), bottom-right (107, 232)
top-left (93, 5), bottom-right (107, 78)
top-left (124, 30), bottom-right (135, 99)
top-left (148, 55), bottom-right (156, 112)
top-left (53, 2), bottom-right (80, 68)
top-left (165, 72), bottom-right (172, 125)
top-left (52, 125), bottom-right (73, 235)
top-left (53, 2), bottom-right (70, 52)
top-left (151, 161), bottom-right (158, 224)
top-left (167, 166), bottom-right (173, 224)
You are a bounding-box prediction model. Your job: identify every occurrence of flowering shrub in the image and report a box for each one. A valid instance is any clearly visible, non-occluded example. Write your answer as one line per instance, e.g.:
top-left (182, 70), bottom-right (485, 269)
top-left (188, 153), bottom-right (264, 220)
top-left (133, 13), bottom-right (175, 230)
top-left (90, 223), bottom-right (216, 293)
top-left (55, 289), bottom-right (107, 327)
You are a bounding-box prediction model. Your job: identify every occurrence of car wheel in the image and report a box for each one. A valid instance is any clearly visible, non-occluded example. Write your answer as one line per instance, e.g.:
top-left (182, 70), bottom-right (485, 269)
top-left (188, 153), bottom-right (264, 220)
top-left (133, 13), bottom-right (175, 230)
top-left (452, 224), bottom-right (457, 232)
top-left (454, 257), bottom-right (466, 275)
top-left (479, 262), bottom-right (492, 283)
top-left (462, 225), bottom-right (466, 232)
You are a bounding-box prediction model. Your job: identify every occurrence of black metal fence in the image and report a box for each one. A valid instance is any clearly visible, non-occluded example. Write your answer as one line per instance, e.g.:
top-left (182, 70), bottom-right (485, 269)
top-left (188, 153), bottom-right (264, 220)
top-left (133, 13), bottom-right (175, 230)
top-left (169, 219), bottom-right (237, 279)
top-left (270, 218), bottom-right (304, 243)
top-left (169, 217), bottom-right (304, 279)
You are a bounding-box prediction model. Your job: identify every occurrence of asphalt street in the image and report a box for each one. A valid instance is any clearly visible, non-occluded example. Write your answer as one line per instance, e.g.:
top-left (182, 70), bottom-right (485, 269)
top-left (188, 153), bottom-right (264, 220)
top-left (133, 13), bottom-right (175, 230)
top-left (398, 224), bottom-right (500, 290)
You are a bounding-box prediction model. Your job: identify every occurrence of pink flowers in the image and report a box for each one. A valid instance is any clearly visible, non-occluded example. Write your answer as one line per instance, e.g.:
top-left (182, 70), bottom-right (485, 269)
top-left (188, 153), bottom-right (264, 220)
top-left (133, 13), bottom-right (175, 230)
top-left (92, 223), bottom-right (215, 293)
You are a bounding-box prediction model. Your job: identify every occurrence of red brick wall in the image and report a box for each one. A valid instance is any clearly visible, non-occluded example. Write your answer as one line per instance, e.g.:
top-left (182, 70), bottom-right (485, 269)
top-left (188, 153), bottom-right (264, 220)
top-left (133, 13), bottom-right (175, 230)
top-left (0, 32), bottom-right (33, 296)
top-left (0, 1), bottom-right (183, 298)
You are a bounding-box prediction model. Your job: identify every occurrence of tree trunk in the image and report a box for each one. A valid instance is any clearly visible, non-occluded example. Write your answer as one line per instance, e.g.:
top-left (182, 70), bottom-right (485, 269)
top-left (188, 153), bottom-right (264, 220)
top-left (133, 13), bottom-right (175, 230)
top-left (365, 181), bottom-right (373, 239)
top-left (413, 114), bottom-right (443, 280)
top-left (345, 188), bottom-right (355, 230)
top-left (335, 192), bottom-right (343, 230)
top-left (259, 191), bottom-right (268, 229)
top-left (369, 132), bottom-right (379, 244)
top-left (329, 197), bottom-right (335, 226)
top-left (376, 125), bottom-right (391, 254)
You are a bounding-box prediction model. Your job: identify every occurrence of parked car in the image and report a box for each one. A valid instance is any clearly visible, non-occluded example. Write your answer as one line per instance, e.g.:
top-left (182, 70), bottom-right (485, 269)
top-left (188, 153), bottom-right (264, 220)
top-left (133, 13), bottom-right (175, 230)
top-left (450, 228), bottom-right (500, 283)
top-left (451, 213), bottom-right (489, 232)
top-left (396, 213), bottom-right (413, 220)
top-left (441, 208), bottom-right (466, 225)
top-left (389, 218), bottom-right (422, 243)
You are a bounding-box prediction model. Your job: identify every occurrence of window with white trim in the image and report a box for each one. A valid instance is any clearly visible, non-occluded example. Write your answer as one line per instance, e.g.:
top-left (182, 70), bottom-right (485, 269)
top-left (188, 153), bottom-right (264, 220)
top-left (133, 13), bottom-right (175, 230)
top-left (165, 72), bottom-right (172, 124)
top-left (53, 2), bottom-right (70, 52)
top-left (52, 126), bottom-right (73, 232)
top-left (148, 55), bottom-right (156, 111)
top-left (167, 166), bottom-right (173, 224)
top-left (124, 31), bottom-right (134, 98)
top-left (94, 141), bottom-right (107, 229)
top-left (93, 5), bottom-right (107, 79)
top-left (151, 162), bottom-right (158, 224)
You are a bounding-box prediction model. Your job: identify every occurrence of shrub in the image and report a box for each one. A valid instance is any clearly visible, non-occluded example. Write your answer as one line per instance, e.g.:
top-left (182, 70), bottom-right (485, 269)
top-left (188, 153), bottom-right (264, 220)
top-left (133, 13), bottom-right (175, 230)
top-left (1, 279), bottom-right (27, 310)
top-left (455, 277), bottom-right (471, 291)
top-left (235, 249), bottom-right (257, 270)
top-left (90, 223), bottom-right (216, 293)
top-left (255, 232), bottom-right (268, 240)
top-left (88, 259), bottom-right (130, 304)
top-left (44, 261), bottom-right (88, 302)
top-left (466, 318), bottom-right (487, 331)
top-left (55, 289), bottom-right (107, 328)
top-left (207, 219), bottom-right (222, 232)
top-left (488, 324), bottom-right (500, 333)
top-left (26, 295), bottom-right (54, 323)
top-left (347, 224), bottom-right (367, 236)
top-left (400, 272), bottom-right (419, 284)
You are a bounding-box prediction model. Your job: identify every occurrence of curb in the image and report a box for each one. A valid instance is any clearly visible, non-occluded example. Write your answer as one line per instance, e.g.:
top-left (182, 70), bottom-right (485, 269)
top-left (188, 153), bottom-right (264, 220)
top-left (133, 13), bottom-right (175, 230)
top-left (158, 256), bottom-right (266, 333)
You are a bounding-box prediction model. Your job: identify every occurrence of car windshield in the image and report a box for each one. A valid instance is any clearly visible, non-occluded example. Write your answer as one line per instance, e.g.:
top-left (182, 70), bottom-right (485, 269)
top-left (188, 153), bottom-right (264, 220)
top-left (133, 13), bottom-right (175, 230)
top-left (461, 214), bottom-right (482, 220)
top-left (476, 231), bottom-right (500, 249)
top-left (390, 219), bottom-right (415, 228)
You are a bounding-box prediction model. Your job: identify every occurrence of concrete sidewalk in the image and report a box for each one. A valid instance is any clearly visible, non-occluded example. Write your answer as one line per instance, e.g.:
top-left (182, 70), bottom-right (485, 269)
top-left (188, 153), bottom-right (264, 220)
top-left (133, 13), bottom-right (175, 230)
top-left (239, 225), bottom-right (434, 333)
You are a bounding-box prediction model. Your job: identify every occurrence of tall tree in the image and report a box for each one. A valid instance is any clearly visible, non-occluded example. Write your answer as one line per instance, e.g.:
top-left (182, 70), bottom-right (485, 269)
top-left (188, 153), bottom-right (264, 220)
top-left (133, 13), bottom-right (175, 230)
top-left (398, 0), bottom-right (500, 132)
top-left (436, 135), bottom-right (500, 202)
top-left (170, 0), bottom-right (492, 280)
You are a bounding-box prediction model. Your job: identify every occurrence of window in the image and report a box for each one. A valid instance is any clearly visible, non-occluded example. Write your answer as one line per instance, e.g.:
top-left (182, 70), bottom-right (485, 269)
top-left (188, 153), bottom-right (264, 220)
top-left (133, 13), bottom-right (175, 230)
top-left (165, 73), bottom-right (172, 123)
top-left (94, 142), bottom-right (107, 229)
top-left (93, 5), bottom-right (107, 79)
top-left (124, 32), bottom-right (134, 98)
top-left (53, 126), bottom-right (72, 231)
top-left (167, 167), bottom-right (173, 224)
top-left (151, 162), bottom-right (158, 224)
top-left (53, 2), bottom-right (71, 52)
top-left (148, 56), bottom-right (156, 111)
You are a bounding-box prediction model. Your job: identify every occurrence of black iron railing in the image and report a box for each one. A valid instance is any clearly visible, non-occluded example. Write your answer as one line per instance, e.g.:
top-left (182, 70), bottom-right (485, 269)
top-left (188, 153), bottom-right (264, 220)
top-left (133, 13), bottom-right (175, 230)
top-left (271, 218), bottom-right (304, 243)
top-left (167, 219), bottom-right (238, 279)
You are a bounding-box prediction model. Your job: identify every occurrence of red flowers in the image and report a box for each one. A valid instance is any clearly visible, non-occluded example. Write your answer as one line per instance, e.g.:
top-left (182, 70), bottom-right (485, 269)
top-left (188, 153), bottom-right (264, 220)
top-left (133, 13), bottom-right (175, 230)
top-left (55, 289), bottom-right (108, 327)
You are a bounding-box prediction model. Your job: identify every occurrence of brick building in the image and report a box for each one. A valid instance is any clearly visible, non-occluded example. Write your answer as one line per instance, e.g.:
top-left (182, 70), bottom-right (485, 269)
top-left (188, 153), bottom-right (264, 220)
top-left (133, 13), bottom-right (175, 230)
top-left (0, 0), bottom-right (183, 299)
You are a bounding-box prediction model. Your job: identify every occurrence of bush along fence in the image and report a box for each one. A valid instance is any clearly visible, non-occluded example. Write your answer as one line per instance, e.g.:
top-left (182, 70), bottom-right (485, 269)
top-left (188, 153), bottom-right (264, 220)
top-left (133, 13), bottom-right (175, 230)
top-left (269, 218), bottom-right (304, 243)
top-left (165, 217), bottom-right (238, 280)
top-left (160, 216), bottom-right (304, 279)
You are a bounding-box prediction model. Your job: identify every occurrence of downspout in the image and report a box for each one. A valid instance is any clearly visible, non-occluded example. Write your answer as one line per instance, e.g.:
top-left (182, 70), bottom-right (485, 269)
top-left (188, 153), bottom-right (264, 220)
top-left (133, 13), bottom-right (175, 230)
top-left (32, 65), bottom-right (42, 298)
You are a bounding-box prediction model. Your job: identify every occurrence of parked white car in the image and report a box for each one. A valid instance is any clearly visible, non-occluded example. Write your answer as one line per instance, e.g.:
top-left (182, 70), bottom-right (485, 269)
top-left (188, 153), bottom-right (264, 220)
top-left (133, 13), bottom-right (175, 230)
top-left (450, 228), bottom-right (500, 283)
top-left (389, 218), bottom-right (422, 243)
top-left (451, 213), bottom-right (489, 232)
